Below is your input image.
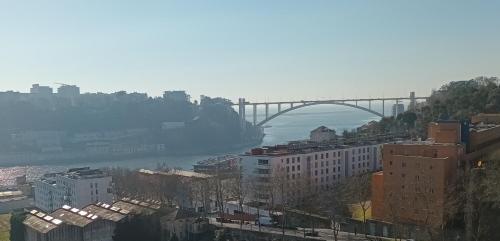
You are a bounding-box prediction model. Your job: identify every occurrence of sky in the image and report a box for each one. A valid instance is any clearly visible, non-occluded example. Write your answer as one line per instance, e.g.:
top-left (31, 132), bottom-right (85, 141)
top-left (0, 0), bottom-right (499, 102)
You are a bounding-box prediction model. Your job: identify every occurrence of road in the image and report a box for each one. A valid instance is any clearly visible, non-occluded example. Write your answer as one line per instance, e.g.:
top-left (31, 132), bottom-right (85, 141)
top-left (208, 218), bottom-right (383, 241)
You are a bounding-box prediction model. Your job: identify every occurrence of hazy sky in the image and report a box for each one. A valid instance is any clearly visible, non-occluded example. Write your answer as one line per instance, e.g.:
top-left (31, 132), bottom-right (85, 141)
top-left (1, 1), bottom-right (499, 102)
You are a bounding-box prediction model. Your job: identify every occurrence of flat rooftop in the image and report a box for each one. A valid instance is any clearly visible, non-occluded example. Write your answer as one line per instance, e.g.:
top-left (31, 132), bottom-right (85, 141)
top-left (139, 169), bottom-right (212, 179)
top-left (244, 140), bottom-right (385, 156)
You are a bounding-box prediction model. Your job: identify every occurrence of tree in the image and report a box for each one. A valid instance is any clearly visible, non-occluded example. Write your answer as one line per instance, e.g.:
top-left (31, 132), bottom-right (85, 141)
top-left (9, 210), bottom-right (26, 241)
top-left (318, 182), bottom-right (349, 241)
top-left (345, 173), bottom-right (372, 237)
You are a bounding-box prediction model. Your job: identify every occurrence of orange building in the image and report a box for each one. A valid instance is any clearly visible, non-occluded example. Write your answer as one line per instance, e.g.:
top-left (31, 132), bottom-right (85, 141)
top-left (371, 121), bottom-right (464, 228)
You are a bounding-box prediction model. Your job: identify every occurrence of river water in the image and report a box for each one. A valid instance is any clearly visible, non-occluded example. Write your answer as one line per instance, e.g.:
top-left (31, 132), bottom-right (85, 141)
top-left (0, 104), bottom-right (383, 186)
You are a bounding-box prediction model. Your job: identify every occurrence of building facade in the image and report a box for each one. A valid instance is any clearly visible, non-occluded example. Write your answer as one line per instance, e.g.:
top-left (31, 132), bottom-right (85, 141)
top-left (34, 168), bottom-right (113, 212)
top-left (371, 121), bottom-right (465, 228)
top-left (240, 142), bottom-right (383, 205)
top-left (309, 126), bottom-right (337, 143)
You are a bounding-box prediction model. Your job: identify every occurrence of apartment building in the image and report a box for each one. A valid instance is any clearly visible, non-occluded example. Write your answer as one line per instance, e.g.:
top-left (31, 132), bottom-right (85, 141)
top-left (34, 167), bottom-right (113, 212)
top-left (372, 121), bottom-right (466, 227)
top-left (240, 141), bottom-right (383, 205)
top-left (372, 116), bottom-right (500, 228)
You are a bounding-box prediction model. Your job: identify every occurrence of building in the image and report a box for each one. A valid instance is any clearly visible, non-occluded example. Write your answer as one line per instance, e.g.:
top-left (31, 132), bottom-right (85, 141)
top-left (30, 84), bottom-right (53, 97)
top-left (160, 208), bottom-right (208, 241)
top-left (34, 167), bottom-right (113, 212)
top-left (408, 91), bottom-right (416, 111)
top-left (163, 90), bottom-right (190, 103)
top-left (23, 198), bottom-right (160, 241)
top-left (371, 121), bottom-right (465, 228)
top-left (137, 169), bottom-right (213, 210)
top-left (240, 141), bottom-right (383, 205)
top-left (57, 84), bottom-right (80, 99)
top-left (193, 155), bottom-right (239, 175)
top-left (392, 103), bottom-right (405, 117)
top-left (310, 126), bottom-right (337, 143)
top-left (0, 190), bottom-right (33, 213)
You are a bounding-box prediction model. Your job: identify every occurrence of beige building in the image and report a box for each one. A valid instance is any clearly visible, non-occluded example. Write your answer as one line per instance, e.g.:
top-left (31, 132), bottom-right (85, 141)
top-left (310, 126), bottom-right (336, 143)
top-left (240, 141), bottom-right (383, 205)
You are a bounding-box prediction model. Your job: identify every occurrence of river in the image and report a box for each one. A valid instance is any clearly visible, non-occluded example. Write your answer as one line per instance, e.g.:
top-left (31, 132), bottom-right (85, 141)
top-left (0, 104), bottom-right (383, 186)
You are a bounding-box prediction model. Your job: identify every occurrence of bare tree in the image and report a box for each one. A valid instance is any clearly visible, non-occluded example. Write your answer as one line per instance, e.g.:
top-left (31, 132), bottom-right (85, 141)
top-left (345, 173), bottom-right (372, 237)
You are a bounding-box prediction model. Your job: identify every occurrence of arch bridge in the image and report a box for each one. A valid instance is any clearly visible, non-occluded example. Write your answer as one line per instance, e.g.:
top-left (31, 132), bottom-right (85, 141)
top-left (234, 93), bottom-right (428, 128)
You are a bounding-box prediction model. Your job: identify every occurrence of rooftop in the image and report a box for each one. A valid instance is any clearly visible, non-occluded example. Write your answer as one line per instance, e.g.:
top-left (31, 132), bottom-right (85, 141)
top-left (139, 169), bottom-right (212, 179)
top-left (245, 140), bottom-right (384, 156)
top-left (83, 203), bottom-right (128, 222)
top-left (23, 210), bottom-right (63, 233)
top-left (52, 206), bottom-right (97, 227)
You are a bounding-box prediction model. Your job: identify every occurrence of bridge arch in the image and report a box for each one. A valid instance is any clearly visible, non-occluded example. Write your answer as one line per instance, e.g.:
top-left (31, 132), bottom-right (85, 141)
top-left (256, 101), bottom-right (384, 126)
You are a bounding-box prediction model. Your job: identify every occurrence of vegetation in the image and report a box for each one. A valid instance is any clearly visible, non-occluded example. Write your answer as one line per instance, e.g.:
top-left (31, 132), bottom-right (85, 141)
top-left (0, 214), bottom-right (10, 241)
top-left (113, 214), bottom-right (161, 241)
top-left (9, 211), bottom-right (26, 241)
top-left (0, 94), bottom-right (262, 154)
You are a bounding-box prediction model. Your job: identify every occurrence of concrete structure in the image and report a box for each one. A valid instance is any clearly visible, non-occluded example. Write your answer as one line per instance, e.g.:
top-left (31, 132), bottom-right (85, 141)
top-left (240, 141), bottom-right (383, 205)
top-left (310, 126), bottom-right (336, 143)
top-left (30, 84), bottom-right (53, 97)
top-left (57, 84), bottom-right (80, 98)
top-left (391, 103), bottom-right (404, 117)
top-left (34, 167), bottom-right (113, 212)
top-left (371, 121), bottom-right (465, 227)
top-left (235, 92), bottom-right (428, 126)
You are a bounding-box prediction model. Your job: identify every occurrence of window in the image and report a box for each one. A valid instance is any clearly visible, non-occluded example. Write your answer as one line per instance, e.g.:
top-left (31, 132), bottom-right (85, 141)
top-left (315, 154), bottom-right (318, 160)
top-left (286, 158), bottom-right (290, 164)
top-left (297, 165), bottom-right (301, 171)
top-left (326, 168), bottom-right (329, 174)
top-left (321, 169), bottom-right (324, 174)
top-left (286, 166), bottom-right (290, 172)
top-left (389, 161), bottom-right (393, 166)
top-left (338, 166), bottom-right (340, 171)
top-left (315, 170), bottom-right (318, 176)
top-left (315, 162), bottom-right (318, 168)
top-left (321, 161), bottom-right (324, 167)
top-left (258, 159), bottom-right (269, 165)
top-left (297, 157), bottom-right (301, 162)
top-left (326, 153), bottom-right (329, 158)
top-left (321, 154), bottom-right (324, 159)
top-left (326, 161), bottom-right (329, 166)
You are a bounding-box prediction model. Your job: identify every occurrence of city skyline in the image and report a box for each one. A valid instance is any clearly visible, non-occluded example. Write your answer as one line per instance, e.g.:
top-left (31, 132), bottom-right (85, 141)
top-left (1, 1), bottom-right (500, 102)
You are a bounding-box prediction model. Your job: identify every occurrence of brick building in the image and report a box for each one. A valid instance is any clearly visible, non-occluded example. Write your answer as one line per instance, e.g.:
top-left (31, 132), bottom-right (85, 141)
top-left (371, 121), bottom-right (465, 228)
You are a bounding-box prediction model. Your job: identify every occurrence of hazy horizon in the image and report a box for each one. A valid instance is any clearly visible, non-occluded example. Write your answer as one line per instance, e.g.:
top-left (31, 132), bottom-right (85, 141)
top-left (1, 0), bottom-right (499, 102)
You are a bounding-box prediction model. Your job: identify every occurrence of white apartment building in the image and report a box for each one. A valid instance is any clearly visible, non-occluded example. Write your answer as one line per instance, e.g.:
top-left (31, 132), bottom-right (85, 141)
top-left (240, 142), bottom-right (383, 205)
top-left (34, 167), bottom-right (113, 212)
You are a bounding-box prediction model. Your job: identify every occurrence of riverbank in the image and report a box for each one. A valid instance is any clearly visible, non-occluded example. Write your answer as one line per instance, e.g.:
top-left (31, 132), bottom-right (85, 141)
top-left (0, 137), bottom-right (263, 168)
